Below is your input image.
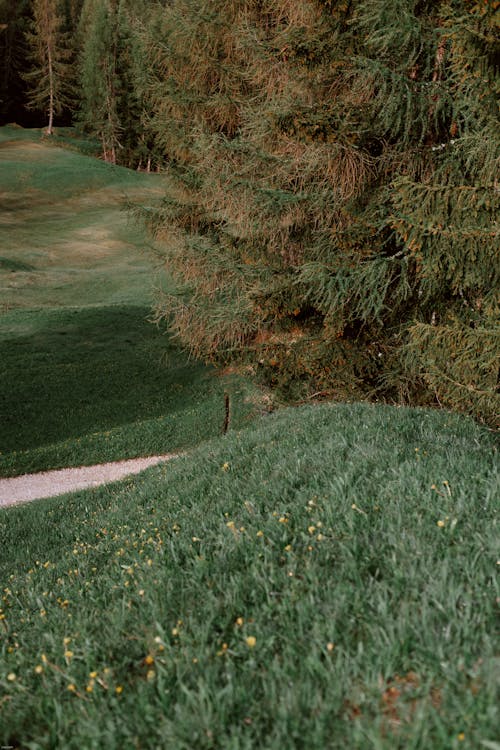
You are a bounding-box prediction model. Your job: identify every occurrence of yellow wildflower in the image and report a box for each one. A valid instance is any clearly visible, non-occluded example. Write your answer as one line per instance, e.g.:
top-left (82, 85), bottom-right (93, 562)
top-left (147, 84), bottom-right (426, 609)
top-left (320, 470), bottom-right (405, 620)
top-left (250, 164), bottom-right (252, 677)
top-left (7, 673), bottom-right (16, 682)
top-left (34, 665), bottom-right (44, 674)
top-left (144, 655), bottom-right (154, 666)
top-left (115, 685), bottom-right (123, 694)
top-left (245, 636), bottom-right (256, 648)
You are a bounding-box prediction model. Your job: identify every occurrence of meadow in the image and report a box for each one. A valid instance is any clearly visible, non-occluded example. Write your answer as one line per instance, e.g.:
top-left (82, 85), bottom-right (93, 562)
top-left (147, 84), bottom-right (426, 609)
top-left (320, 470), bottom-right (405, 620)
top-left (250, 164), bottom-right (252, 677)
top-left (0, 126), bottom-right (262, 477)
top-left (0, 127), bottom-right (497, 749)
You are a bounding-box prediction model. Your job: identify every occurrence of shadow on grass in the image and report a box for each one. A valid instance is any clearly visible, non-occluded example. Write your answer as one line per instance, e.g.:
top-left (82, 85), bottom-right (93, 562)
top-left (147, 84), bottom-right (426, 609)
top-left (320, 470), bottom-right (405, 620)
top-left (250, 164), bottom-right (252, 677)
top-left (0, 305), bottom-right (248, 472)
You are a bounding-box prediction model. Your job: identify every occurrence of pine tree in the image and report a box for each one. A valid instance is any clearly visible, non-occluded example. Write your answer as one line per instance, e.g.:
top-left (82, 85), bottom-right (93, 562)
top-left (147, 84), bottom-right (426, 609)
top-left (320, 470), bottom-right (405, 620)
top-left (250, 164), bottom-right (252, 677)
top-left (78, 0), bottom-right (149, 166)
top-left (78, 0), bottom-right (121, 162)
top-left (0, 0), bottom-right (31, 124)
top-left (23, 0), bottom-right (74, 134)
top-left (140, 0), bottom-right (499, 423)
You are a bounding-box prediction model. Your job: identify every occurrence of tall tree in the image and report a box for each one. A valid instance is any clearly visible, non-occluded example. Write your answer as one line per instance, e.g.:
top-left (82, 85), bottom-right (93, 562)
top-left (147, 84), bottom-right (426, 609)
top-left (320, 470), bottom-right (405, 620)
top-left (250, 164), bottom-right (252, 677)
top-left (78, 0), bottom-right (121, 161)
top-left (0, 0), bottom-right (31, 125)
top-left (140, 0), bottom-right (499, 424)
top-left (23, 0), bottom-right (74, 134)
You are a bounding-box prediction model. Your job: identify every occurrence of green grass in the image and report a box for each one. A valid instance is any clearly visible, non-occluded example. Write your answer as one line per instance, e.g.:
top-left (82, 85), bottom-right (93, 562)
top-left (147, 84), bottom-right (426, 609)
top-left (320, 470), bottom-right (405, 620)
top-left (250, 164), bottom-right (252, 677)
top-left (0, 127), bottom-right (265, 474)
top-left (0, 126), bottom-right (165, 312)
top-left (0, 403), bottom-right (497, 748)
top-left (0, 306), bottom-right (259, 477)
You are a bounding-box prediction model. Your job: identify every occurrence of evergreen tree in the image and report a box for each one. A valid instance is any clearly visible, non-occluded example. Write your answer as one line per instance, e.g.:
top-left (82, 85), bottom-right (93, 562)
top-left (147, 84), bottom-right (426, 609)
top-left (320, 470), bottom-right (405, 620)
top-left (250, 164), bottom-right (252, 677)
top-left (23, 0), bottom-right (74, 134)
top-left (78, 0), bottom-right (121, 161)
top-left (0, 0), bottom-right (31, 124)
top-left (78, 0), bottom-right (149, 166)
top-left (141, 0), bottom-right (499, 423)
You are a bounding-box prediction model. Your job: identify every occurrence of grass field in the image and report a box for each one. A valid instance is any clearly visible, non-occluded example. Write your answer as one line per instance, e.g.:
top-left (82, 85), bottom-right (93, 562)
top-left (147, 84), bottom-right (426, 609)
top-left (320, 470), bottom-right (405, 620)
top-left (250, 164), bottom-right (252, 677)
top-left (0, 126), bottom-right (498, 749)
top-left (0, 126), bottom-right (264, 476)
top-left (0, 402), bottom-right (497, 748)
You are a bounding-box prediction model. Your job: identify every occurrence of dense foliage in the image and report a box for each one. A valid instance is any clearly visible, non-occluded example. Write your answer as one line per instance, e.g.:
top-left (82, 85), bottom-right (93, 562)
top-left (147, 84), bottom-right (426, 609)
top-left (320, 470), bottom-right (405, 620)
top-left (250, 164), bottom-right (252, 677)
top-left (1, 0), bottom-right (498, 423)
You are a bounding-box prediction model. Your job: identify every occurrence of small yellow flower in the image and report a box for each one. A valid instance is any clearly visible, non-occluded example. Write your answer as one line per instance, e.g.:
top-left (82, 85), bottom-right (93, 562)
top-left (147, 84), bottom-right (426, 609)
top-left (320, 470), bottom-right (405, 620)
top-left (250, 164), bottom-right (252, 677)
top-left (89, 671), bottom-right (98, 678)
top-left (308, 525), bottom-right (316, 534)
top-left (279, 517), bottom-right (288, 524)
top-left (64, 650), bottom-right (74, 659)
top-left (171, 627), bottom-right (179, 637)
top-left (115, 685), bottom-right (123, 694)
top-left (222, 462), bottom-right (230, 471)
top-left (256, 530), bottom-right (264, 537)
top-left (326, 642), bottom-right (335, 652)
top-left (226, 520), bottom-right (235, 529)
top-left (146, 669), bottom-right (155, 681)
top-left (7, 673), bottom-right (16, 682)
top-left (235, 617), bottom-right (244, 626)
top-left (41, 653), bottom-right (48, 664)
top-left (437, 520), bottom-right (445, 528)
top-left (67, 683), bottom-right (76, 692)
top-left (34, 665), bottom-right (44, 674)
top-left (245, 636), bottom-right (256, 648)
top-left (144, 655), bottom-right (154, 666)
top-left (86, 682), bottom-right (94, 693)
top-left (457, 733), bottom-right (465, 741)
top-left (138, 589), bottom-right (145, 597)
top-left (63, 637), bottom-right (71, 646)
top-left (284, 544), bottom-right (292, 551)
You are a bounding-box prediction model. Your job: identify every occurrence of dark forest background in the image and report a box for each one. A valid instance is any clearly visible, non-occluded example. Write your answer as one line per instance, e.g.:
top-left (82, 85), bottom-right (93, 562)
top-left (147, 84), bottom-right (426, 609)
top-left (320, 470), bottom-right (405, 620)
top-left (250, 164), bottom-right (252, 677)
top-left (1, 0), bottom-right (498, 425)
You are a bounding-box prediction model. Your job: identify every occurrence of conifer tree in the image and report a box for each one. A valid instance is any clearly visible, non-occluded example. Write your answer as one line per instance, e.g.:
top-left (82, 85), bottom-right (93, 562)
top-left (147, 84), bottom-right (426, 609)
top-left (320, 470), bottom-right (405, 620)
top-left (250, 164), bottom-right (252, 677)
top-left (0, 0), bottom-right (31, 123)
top-left (141, 0), bottom-right (499, 423)
top-left (23, 0), bottom-right (74, 134)
top-left (78, 0), bottom-right (149, 165)
top-left (78, 0), bottom-right (121, 162)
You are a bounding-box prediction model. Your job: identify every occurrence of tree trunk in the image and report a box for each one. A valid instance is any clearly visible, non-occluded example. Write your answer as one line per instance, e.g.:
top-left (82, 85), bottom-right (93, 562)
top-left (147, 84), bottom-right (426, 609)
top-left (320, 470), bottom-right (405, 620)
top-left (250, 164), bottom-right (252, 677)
top-left (46, 39), bottom-right (54, 135)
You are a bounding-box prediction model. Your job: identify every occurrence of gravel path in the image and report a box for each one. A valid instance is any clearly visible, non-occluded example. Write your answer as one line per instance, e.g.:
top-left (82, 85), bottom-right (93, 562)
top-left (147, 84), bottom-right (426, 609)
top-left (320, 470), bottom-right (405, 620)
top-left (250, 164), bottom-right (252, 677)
top-left (0, 454), bottom-right (179, 508)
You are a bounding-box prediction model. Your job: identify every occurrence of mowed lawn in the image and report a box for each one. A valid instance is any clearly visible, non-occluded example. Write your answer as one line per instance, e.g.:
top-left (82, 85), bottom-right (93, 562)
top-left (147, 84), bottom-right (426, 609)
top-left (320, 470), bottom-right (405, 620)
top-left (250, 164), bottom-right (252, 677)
top-left (0, 402), bottom-right (497, 749)
top-left (0, 127), bottom-right (264, 476)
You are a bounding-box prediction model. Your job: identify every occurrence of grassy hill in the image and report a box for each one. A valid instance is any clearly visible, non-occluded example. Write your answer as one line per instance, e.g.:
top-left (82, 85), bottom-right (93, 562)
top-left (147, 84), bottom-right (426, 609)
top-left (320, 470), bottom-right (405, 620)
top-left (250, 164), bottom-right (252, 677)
top-left (0, 126), bottom-right (264, 476)
top-left (0, 402), bottom-right (497, 748)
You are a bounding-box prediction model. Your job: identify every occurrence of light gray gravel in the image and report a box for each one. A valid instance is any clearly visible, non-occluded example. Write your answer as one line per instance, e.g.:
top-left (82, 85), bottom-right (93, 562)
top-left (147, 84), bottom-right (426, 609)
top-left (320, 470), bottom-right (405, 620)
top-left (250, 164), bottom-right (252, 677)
top-left (0, 454), bottom-right (179, 508)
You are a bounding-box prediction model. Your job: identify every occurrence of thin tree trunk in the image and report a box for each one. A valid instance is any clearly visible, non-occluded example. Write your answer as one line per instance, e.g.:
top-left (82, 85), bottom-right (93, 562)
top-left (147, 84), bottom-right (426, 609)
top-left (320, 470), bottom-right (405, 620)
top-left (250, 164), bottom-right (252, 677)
top-left (47, 39), bottom-right (54, 135)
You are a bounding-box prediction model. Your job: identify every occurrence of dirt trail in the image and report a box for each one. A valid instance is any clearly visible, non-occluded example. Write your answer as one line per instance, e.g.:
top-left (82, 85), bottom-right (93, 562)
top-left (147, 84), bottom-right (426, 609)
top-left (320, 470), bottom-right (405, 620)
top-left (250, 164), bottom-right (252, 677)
top-left (0, 454), bottom-right (179, 508)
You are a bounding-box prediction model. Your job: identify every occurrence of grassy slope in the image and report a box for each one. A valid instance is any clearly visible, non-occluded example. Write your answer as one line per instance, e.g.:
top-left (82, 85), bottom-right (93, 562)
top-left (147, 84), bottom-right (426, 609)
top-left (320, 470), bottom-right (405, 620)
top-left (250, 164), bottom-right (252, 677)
top-left (0, 127), bottom-right (263, 476)
top-left (0, 403), bottom-right (497, 748)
